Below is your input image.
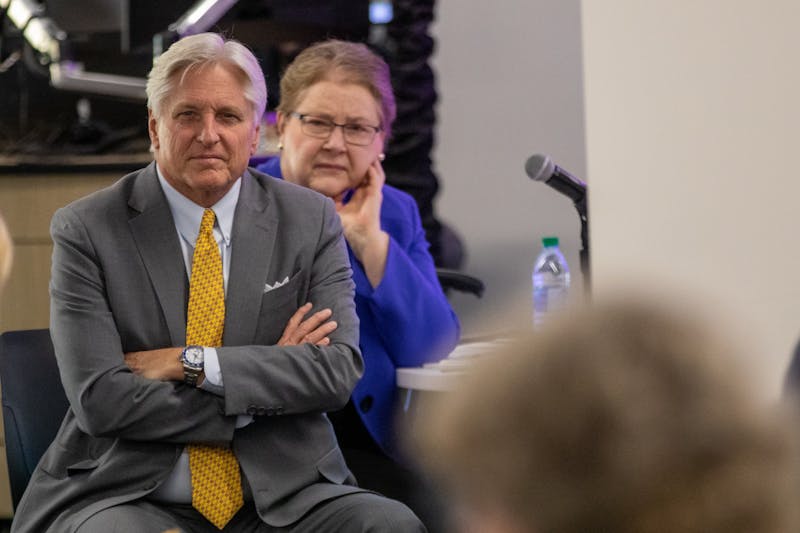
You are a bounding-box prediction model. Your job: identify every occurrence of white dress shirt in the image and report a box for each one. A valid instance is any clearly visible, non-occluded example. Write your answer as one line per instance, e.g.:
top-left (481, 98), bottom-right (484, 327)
top-left (149, 165), bottom-right (251, 503)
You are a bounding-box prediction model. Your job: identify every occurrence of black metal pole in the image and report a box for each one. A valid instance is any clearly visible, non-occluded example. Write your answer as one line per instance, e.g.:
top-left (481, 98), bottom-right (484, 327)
top-left (575, 197), bottom-right (590, 298)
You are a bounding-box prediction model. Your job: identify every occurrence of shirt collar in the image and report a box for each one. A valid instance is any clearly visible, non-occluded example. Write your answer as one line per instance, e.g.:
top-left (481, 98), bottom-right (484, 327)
top-left (156, 164), bottom-right (240, 247)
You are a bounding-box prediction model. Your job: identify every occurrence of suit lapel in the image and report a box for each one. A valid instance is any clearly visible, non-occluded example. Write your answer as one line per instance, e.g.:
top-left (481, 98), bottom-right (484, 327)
top-left (128, 163), bottom-right (188, 346)
top-left (224, 171), bottom-right (277, 345)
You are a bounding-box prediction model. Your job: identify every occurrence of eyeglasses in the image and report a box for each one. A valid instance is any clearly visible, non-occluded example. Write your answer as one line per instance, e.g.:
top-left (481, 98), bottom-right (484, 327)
top-left (290, 112), bottom-right (382, 146)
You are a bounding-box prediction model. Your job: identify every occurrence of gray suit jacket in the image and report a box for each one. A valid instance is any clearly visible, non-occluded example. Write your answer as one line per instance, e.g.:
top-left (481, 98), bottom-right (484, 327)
top-left (11, 163), bottom-right (365, 532)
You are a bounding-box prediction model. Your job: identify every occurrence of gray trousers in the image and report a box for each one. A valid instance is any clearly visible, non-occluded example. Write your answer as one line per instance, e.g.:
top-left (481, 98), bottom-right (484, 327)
top-left (73, 493), bottom-right (426, 533)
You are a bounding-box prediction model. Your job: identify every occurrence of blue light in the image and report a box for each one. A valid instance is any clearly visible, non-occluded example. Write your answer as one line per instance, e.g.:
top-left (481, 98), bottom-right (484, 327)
top-left (369, 1), bottom-right (393, 24)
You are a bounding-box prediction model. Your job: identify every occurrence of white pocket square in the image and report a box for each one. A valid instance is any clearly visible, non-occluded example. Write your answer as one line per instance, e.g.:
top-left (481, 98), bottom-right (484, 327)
top-left (264, 276), bottom-right (290, 293)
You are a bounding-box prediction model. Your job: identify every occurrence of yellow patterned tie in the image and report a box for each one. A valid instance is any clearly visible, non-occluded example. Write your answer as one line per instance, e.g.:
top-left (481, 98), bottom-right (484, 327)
top-left (186, 208), bottom-right (243, 529)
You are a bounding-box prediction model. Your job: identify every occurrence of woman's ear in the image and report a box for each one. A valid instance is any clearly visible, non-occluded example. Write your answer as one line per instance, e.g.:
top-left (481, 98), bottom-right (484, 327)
top-left (276, 111), bottom-right (287, 137)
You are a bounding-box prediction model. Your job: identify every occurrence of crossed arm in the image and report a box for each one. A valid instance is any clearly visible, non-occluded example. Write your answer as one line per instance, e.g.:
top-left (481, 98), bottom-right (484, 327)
top-left (124, 303), bottom-right (338, 383)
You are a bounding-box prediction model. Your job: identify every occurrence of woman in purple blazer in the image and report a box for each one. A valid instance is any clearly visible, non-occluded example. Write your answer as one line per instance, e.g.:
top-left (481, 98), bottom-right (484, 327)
top-left (257, 39), bottom-right (459, 525)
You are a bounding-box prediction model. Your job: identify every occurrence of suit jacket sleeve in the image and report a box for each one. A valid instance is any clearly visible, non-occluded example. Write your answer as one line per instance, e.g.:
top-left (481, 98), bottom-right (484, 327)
top-left (352, 186), bottom-right (460, 368)
top-left (216, 187), bottom-right (364, 418)
top-left (49, 204), bottom-right (236, 445)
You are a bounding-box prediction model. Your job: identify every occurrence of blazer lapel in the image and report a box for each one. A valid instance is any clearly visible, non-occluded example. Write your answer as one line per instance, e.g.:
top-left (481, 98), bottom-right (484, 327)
top-left (127, 163), bottom-right (188, 346)
top-left (224, 171), bottom-right (277, 345)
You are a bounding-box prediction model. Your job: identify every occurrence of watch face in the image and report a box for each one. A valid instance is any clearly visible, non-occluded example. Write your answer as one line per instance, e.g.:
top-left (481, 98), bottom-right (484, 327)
top-left (183, 346), bottom-right (203, 365)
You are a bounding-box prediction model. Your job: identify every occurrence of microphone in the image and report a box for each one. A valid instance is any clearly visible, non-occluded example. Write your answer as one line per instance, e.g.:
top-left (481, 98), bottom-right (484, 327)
top-left (525, 153), bottom-right (586, 204)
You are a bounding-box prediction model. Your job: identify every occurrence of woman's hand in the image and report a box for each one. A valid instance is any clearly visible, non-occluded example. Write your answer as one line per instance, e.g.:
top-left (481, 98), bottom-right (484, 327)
top-left (335, 158), bottom-right (390, 287)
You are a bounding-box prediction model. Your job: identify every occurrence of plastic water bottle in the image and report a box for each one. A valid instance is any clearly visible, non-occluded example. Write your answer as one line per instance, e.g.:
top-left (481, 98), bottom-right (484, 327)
top-left (532, 236), bottom-right (570, 328)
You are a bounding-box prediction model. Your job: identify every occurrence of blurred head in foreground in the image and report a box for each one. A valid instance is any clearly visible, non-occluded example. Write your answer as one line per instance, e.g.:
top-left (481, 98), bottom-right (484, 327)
top-left (414, 299), bottom-right (800, 533)
top-left (0, 211), bottom-right (12, 292)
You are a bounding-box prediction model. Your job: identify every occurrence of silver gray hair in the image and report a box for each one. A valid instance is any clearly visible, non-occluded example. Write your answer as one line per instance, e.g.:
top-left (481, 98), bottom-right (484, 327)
top-left (146, 32), bottom-right (267, 122)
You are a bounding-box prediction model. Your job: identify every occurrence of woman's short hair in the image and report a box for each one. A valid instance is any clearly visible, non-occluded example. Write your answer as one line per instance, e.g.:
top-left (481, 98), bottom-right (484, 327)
top-left (146, 32), bottom-right (267, 123)
top-left (277, 39), bottom-right (396, 139)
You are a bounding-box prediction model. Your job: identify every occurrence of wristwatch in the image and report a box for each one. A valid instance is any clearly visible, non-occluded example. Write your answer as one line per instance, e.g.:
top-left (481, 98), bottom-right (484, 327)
top-left (180, 345), bottom-right (204, 387)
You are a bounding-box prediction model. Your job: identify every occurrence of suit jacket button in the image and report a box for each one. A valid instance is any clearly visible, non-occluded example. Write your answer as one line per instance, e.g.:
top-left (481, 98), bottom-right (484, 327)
top-left (257, 407), bottom-right (267, 416)
top-left (247, 405), bottom-right (257, 416)
top-left (359, 396), bottom-right (373, 413)
top-left (276, 406), bottom-right (285, 415)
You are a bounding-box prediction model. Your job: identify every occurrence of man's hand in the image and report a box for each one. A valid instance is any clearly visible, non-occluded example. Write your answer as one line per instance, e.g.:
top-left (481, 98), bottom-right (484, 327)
top-left (124, 347), bottom-right (184, 381)
top-left (278, 303), bottom-right (338, 346)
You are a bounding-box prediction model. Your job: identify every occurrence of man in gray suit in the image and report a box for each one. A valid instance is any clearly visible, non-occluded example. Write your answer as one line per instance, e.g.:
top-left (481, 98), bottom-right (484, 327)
top-left (11, 33), bottom-right (425, 532)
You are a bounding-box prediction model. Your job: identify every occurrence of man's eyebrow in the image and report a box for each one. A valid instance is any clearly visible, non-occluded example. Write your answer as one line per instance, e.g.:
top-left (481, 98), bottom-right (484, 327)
top-left (216, 105), bottom-right (245, 115)
top-left (172, 102), bottom-right (199, 111)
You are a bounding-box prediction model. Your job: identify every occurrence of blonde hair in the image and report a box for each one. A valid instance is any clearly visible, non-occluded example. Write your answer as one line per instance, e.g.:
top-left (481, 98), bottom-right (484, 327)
top-left (415, 299), bottom-right (800, 533)
top-left (0, 212), bottom-right (12, 290)
top-left (277, 39), bottom-right (396, 139)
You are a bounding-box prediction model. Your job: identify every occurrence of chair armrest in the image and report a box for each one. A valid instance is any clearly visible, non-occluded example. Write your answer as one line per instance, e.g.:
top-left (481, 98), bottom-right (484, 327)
top-left (436, 268), bottom-right (485, 298)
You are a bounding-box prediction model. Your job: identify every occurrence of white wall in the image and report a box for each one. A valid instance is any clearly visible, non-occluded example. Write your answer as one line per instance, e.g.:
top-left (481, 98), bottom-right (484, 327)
top-left (432, 1), bottom-right (800, 396)
top-left (431, 1), bottom-right (587, 336)
top-left (581, 1), bottom-right (800, 395)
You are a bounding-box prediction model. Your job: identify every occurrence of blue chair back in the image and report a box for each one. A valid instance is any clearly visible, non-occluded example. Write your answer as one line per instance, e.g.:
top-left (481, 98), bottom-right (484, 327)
top-left (0, 329), bottom-right (69, 510)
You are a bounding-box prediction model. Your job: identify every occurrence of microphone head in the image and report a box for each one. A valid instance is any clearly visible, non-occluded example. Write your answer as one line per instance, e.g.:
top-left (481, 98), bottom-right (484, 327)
top-left (525, 153), bottom-right (555, 182)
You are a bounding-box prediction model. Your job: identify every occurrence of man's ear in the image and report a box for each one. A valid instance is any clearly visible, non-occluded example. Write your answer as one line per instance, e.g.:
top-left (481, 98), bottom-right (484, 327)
top-left (147, 109), bottom-right (160, 150)
top-left (250, 123), bottom-right (261, 156)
